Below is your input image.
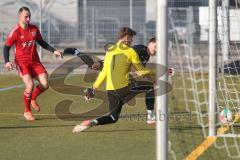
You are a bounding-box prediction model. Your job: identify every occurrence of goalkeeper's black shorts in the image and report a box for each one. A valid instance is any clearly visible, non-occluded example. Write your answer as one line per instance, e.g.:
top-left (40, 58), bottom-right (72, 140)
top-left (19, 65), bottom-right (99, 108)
top-left (107, 80), bottom-right (154, 117)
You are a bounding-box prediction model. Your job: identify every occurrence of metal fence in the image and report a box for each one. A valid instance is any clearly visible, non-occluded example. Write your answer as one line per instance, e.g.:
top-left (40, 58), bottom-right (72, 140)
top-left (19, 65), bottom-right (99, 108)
top-left (0, 0), bottom-right (148, 54)
top-left (0, 1), bottom-right (208, 62)
top-left (0, 0), bottom-right (239, 61)
top-left (0, 1), bottom-right (205, 54)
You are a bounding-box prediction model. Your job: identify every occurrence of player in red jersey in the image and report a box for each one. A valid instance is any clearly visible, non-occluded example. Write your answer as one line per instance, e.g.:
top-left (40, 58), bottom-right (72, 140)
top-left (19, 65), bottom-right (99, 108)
top-left (3, 6), bottom-right (62, 120)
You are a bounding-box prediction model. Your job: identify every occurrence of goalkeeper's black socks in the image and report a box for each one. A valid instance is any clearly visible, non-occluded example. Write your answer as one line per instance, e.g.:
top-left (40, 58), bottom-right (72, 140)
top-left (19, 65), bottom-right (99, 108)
top-left (95, 115), bottom-right (118, 125)
top-left (145, 89), bottom-right (154, 110)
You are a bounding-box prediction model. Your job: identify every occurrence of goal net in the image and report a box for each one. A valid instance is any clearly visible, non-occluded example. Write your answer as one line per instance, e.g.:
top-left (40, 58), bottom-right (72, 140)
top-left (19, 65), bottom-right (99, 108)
top-left (168, 2), bottom-right (240, 159)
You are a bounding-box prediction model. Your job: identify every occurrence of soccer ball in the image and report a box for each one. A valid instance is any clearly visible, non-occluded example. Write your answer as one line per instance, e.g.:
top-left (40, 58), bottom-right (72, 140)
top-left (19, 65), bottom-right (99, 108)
top-left (219, 108), bottom-right (234, 124)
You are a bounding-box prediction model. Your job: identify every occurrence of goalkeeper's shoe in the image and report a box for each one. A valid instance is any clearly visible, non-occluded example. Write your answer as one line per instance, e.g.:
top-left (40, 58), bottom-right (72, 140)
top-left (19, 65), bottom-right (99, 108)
top-left (31, 100), bottom-right (40, 112)
top-left (73, 120), bottom-right (91, 133)
top-left (24, 111), bottom-right (35, 121)
top-left (147, 113), bottom-right (156, 124)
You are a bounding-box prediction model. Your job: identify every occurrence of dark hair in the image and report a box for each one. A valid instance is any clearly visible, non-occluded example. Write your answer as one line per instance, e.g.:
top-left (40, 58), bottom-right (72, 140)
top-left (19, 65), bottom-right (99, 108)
top-left (148, 37), bottom-right (156, 43)
top-left (18, 6), bottom-right (30, 14)
top-left (118, 27), bottom-right (136, 39)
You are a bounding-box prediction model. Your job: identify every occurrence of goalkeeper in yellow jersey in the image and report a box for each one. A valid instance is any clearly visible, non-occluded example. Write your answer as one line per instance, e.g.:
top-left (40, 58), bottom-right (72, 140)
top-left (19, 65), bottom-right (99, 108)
top-left (73, 27), bottom-right (154, 133)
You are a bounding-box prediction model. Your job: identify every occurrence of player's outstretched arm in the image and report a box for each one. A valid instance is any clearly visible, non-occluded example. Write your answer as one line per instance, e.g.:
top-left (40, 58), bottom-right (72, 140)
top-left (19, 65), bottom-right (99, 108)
top-left (130, 49), bottom-right (150, 77)
top-left (92, 58), bottom-right (107, 90)
top-left (53, 50), bottom-right (63, 59)
top-left (3, 45), bottom-right (14, 71)
top-left (37, 40), bottom-right (63, 58)
top-left (63, 47), bottom-right (102, 70)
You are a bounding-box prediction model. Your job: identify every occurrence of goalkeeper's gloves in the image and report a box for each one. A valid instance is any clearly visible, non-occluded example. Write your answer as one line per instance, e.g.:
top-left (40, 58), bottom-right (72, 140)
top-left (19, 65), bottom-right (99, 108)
top-left (84, 88), bottom-right (95, 101)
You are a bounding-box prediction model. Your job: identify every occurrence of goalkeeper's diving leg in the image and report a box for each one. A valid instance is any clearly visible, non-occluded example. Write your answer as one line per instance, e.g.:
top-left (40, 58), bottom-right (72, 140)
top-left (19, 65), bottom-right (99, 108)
top-left (73, 82), bottom-right (155, 133)
top-left (73, 90), bottom-right (124, 133)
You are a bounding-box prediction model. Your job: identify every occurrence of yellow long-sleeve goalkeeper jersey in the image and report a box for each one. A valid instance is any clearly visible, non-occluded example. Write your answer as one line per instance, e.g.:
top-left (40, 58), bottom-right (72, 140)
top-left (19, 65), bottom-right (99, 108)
top-left (93, 41), bottom-right (150, 90)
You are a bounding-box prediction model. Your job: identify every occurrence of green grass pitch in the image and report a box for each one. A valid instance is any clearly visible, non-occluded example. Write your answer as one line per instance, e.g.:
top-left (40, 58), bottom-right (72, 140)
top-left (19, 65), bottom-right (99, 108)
top-left (0, 74), bottom-right (240, 160)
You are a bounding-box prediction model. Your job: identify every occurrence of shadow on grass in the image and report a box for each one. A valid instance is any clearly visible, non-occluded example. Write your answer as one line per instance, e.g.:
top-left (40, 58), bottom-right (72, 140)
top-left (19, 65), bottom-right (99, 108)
top-left (1, 124), bottom-right (204, 132)
top-left (170, 126), bottom-right (203, 130)
top-left (85, 128), bottom-right (155, 133)
top-left (0, 124), bottom-right (74, 129)
top-left (0, 124), bottom-right (155, 133)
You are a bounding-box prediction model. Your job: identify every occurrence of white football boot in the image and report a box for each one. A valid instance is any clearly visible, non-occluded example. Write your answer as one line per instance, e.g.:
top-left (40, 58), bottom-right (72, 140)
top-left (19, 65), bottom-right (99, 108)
top-left (147, 112), bottom-right (156, 124)
top-left (73, 120), bottom-right (91, 133)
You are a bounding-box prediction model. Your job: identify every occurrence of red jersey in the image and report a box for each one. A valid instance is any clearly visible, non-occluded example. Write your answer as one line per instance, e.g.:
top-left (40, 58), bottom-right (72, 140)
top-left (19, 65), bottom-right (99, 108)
top-left (5, 24), bottom-right (42, 62)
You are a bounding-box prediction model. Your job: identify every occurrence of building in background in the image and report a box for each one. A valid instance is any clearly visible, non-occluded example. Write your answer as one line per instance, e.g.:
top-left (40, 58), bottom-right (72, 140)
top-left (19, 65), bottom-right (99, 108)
top-left (169, 0), bottom-right (208, 43)
top-left (77, 0), bottom-right (146, 49)
top-left (147, 0), bottom-right (240, 44)
top-left (0, 0), bottom-right (78, 47)
top-left (168, 0), bottom-right (208, 7)
top-left (0, 0), bottom-right (148, 51)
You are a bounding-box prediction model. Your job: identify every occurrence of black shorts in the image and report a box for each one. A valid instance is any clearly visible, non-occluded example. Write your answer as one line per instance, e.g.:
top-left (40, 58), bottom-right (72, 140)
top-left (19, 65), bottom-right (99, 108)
top-left (107, 80), bottom-right (154, 116)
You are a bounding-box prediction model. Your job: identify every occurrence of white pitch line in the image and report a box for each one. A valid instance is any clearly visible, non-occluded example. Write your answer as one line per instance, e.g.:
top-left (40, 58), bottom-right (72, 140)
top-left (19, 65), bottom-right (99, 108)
top-left (0, 74), bottom-right (79, 92)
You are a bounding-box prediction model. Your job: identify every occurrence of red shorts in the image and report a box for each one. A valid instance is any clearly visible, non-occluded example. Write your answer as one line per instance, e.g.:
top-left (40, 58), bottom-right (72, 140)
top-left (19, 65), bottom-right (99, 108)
top-left (15, 61), bottom-right (47, 78)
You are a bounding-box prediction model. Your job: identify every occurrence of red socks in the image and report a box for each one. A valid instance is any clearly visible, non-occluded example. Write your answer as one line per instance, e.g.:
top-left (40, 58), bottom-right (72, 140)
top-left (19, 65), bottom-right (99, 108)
top-left (24, 91), bottom-right (31, 112)
top-left (32, 85), bottom-right (45, 100)
top-left (24, 85), bottom-right (46, 112)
